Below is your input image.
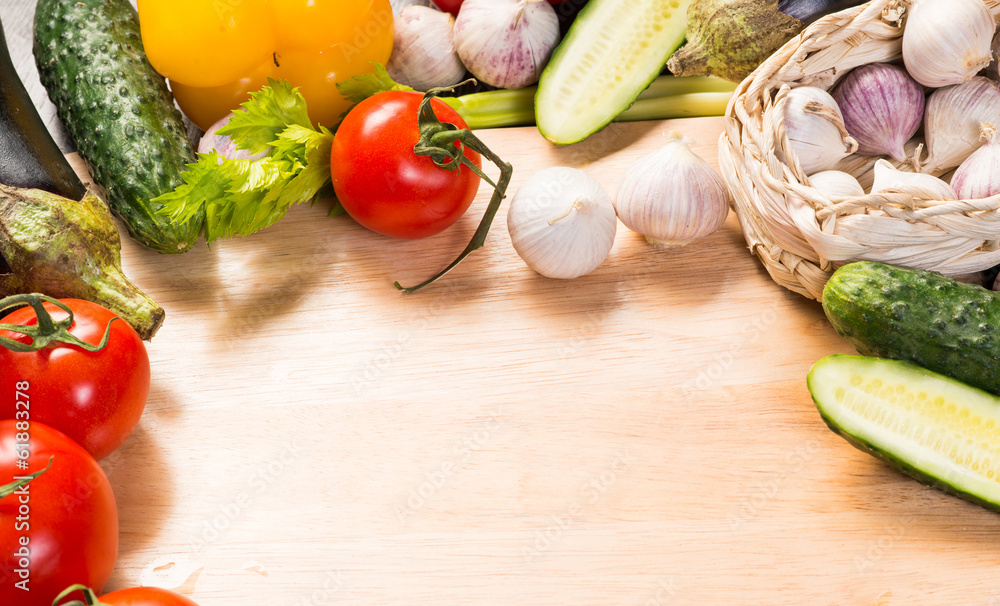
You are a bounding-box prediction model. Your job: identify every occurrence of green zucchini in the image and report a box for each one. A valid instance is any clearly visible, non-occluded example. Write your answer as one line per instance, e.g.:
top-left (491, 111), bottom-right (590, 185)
top-left (534, 0), bottom-right (692, 145)
top-left (808, 354), bottom-right (1000, 512)
top-left (0, 17), bottom-right (84, 201)
top-left (822, 261), bottom-right (1000, 396)
top-left (33, 0), bottom-right (203, 254)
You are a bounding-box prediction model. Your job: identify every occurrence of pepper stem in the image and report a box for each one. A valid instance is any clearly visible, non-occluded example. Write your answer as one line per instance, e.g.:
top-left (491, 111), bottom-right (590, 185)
top-left (0, 294), bottom-right (116, 353)
top-left (0, 456), bottom-right (52, 499)
top-left (395, 87), bottom-right (514, 293)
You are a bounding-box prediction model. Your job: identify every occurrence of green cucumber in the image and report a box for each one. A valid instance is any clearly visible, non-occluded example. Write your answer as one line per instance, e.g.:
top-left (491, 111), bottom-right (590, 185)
top-left (822, 261), bottom-right (1000, 396)
top-left (808, 354), bottom-right (1000, 512)
top-left (33, 0), bottom-right (203, 254)
top-left (534, 0), bottom-right (692, 145)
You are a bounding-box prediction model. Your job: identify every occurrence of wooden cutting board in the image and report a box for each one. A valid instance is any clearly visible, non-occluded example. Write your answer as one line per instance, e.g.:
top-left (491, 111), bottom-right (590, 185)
top-left (63, 115), bottom-right (1000, 606)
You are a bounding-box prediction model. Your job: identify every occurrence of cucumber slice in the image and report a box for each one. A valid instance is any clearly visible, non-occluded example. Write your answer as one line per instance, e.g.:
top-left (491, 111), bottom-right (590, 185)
top-left (535, 0), bottom-right (692, 145)
top-left (808, 354), bottom-right (1000, 512)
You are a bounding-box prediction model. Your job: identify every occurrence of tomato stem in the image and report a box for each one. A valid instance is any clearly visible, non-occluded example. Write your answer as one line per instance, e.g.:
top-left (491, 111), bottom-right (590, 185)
top-left (0, 293), bottom-right (117, 352)
top-left (395, 88), bottom-right (514, 293)
top-left (51, 584), bottom-right (109, 606)
top-left (0, 455), bottom-right (52, 500)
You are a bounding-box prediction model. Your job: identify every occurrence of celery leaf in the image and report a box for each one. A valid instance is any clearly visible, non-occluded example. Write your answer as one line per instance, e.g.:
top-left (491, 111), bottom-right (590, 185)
top-left (153, 80), bottom-right (337, 244)
top-left (337, 63), bottom-right (413, 106)
top-left (217, 79), bottom-right (314, 155)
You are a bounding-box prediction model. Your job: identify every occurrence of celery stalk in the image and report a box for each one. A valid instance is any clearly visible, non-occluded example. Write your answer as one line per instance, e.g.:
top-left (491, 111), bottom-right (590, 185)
top-left (439, 75), bottom-right (736, 131)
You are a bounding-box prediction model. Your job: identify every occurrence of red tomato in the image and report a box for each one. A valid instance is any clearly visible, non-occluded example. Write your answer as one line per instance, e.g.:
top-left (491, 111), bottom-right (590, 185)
top-left (0, 420), bottom-right (118, 606)
top-left (431, 0), bottom-right (463, 15)
top-left (57, 585), bottom-right (200, 606)
top-left (330, 91), bottom-right (482, 239)
top-left (0, 299), bottom-right (150, 461)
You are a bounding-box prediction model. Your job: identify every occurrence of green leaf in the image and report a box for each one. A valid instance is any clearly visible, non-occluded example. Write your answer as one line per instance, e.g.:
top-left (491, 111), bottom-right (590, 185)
top-left (154, 80), bottom-right (336, 244)
top-left (154, 151), bottom-right (237, 226)
top-left (337, 63), bottom-right (414, 107)
top-left (217, 79), bottom-right (314, 154)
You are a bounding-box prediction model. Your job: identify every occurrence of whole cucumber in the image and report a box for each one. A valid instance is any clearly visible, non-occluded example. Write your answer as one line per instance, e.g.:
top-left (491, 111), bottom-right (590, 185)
top-left (822, 261), bottom-right (1000, 395)
top-left (33, 0), bottom-right (203, 254)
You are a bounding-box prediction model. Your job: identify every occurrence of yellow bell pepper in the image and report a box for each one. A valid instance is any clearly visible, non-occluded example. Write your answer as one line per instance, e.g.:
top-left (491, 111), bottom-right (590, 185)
top-left (136, 0), bottom-right (394, 130)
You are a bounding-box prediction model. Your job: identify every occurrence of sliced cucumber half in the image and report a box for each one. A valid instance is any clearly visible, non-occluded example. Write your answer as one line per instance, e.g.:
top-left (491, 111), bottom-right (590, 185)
top-left (535, 0), bottom-right (692, 145)
top-left (808, 354), bottom-right (1000, 512)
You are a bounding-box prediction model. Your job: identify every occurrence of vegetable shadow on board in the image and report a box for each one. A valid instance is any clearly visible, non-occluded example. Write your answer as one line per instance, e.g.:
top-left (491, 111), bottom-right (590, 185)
top-left (610, 221), bottom-right (741, 304)
top-left (817, 445), bottom-right (1000, 547)
top-left (205, 222), bottom-right (338, 341)
top-left (547, 121), bottom-right (652, 167)
top-left (99, 408), bottom-right (177, 558)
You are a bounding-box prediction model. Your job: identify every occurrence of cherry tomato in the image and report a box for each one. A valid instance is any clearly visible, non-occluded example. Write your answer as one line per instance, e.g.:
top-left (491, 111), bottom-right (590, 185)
top-left (56, 585), bottom-right (200, 606)
top-left (330, 91), bottom-right (482, 240)
top-left (0, 299), bottom-right (150, 461)
top-left (0, 421), bottom-right (118, 606)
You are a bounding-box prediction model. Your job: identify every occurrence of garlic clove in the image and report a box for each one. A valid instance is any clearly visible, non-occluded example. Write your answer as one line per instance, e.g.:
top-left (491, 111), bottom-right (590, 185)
top-left (902, 0), bottom-right (994, 88)
top-left (951, 123), bottom-right (1000, 199)
top-left (453, 0), bottom-right (560, 90)
top-left (871, 159), bottom-right (957, 200)
top-left (832, 63), bottom-right (925, 163)
top-left (778, 86), bottom-right (857, 176)
top-left (807, 170), bottom-right (865, 198)
top-left (613, 131), bottom-right (730, 248)
top-left (507, 166), bottom-right (617, 280)
top-left (923, 76), bottom-right (1000, 174)
top-left (387, 5), bottom-right (468, 91)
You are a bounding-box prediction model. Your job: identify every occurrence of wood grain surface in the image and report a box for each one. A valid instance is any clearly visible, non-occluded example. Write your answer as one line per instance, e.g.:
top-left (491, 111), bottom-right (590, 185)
top-left (6, 3), bottom-right (1000, 606)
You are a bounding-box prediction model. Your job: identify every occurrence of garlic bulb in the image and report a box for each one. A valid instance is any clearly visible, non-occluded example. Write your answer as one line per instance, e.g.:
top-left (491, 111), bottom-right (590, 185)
top-left (198, 113), bottom-right (268, 161)
top-left (870, 159), bottom-right (956, 200)
top-left (902, 0), bottom-right (994, 88)
top-left (453, 0), bottom-right (560, 90)
top-left (390, 0), bottom-right (434, 15)
top-left (507, 167), bottom-right (617, 279)
top-left (614, 132), bottom-right (730, 247)
top-left (779, 86), bottom-right (857, 175)
top-left (923, 77), bottom-right (1000, 174)
top-left (807, 170), bottom-right (865, 197)
top-left (951, 123), bottom-right (1000, 199)
top-left (832, 63), bottom-right (924, 163)
top-left (387, 5), bottom-right (467, 91)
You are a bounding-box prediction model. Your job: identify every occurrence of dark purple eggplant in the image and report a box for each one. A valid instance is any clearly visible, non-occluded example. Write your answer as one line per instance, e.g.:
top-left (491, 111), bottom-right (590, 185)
top-left (0, 17), bottom-right (85, 200)
top-left (666, 0), bottom-right (867, 82)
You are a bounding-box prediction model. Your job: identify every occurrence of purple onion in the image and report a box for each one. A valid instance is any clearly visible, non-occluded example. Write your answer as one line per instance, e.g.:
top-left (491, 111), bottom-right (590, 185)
top-left (832, 63), bottom-right (925, 163)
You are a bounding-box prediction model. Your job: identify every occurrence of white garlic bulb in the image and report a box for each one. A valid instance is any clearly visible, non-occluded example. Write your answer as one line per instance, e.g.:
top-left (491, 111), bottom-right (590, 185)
top-left (951, 123), bottom-right (1000, 199)
top-left (923, 77), bottom-right (1000, 174)
top-left (902, 0), bottom-right (994, 88)
top-left (507, 166), bottom-right (617, 279)
top-left (779, 86), bottom-right (857, 175)
top-left (870, 159), bottom-right (957, 200)
top-left (613, 131), bottom-right (730, 247)
top-left (453, 0), bottom-right (560, 90)
top-left (387, 5), bottom-right (467, 91)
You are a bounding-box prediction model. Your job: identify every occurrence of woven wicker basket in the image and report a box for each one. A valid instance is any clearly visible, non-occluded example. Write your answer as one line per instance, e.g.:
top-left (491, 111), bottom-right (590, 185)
top-left (719, 0), bottom-right (1000, 299)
